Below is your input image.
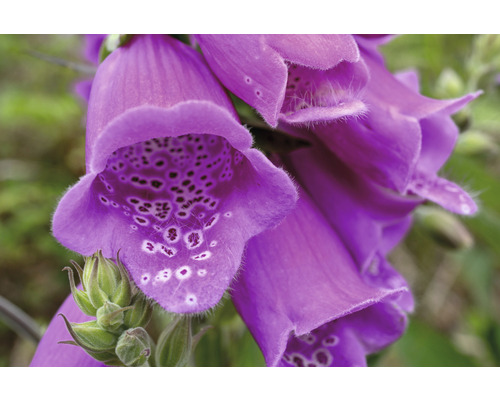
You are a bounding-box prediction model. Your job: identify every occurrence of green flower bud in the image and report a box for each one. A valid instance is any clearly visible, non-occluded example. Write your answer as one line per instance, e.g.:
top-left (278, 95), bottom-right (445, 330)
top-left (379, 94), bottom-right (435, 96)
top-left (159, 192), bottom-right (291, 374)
top-left (123, 293), bottom-right (153, 329)
top-left (415, 206), bottom-right (474, 250)
top-left (110, 254), bottom-right (132, 308)
top-left (155, 316), bottom-right (192, 367)
top-left (96, 302), bottom-right (127, 333)
top-left (116, 327), bottom-right (152, 367)
top-left (82, 251), bottom-right (131, 309)
top-left (455, 130), bottom-right (497, 156)
top-left (436, 68), bottom-right (465, 98)
top-left (59, 314), bottom-right (118, 353)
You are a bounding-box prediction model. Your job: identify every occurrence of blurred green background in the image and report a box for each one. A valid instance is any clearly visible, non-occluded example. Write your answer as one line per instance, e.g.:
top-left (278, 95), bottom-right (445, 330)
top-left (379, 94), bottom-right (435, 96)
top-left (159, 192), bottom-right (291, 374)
top-left (0, 35), bottom-right (499, 367)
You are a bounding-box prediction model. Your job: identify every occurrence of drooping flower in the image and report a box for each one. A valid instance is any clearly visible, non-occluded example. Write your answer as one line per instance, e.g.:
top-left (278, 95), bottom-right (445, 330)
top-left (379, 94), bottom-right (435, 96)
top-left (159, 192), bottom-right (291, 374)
top-left (231, 184), bottom-right (413, 367)
top-left (195, 34), bottom-right (369, 126)
top-left (310, 39), bottom-right (480, 215)
top-left (53, 34), bottom-right (297, 314)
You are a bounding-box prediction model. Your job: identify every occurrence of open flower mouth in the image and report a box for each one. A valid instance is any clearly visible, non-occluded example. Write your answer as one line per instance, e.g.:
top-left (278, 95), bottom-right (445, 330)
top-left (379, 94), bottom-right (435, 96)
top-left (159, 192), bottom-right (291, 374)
top-left (280, 61), bottom-right (369, 124)
top-left (96, 133), bottom-right (243, 238)
top-left (91, 133), bottom-right (256, 310)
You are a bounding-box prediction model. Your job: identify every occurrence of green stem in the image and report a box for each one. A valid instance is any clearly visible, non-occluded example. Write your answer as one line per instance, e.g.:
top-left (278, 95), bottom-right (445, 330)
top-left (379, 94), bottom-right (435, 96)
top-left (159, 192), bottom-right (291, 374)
top-left (0, 295), bottom-right (42, 344)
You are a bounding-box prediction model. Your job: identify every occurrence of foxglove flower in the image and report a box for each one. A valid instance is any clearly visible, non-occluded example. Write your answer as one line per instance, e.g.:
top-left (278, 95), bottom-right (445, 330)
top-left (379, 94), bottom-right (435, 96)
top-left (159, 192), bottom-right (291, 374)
top-left (231, 185), bottom-right (412, 367)
top-left (196, 35), bottom-right (369, 126)
top-left (53, 34), bottom-right (297, 313)
top-left (311, 40), bottom-right (479, 216)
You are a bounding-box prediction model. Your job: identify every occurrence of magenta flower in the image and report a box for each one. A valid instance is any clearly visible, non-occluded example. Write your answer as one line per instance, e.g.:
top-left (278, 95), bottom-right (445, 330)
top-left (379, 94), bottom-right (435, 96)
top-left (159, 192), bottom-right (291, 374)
top-left (231, 193), bottom-right (411, 367)
top-left (231, 144), bottom-right (417, 366)
top-left (53, 35), bottom-right (297, 313)
top-left (196, 34), bottom-right (369, 126)
top-left (311, 41), bottom-right (479, 215)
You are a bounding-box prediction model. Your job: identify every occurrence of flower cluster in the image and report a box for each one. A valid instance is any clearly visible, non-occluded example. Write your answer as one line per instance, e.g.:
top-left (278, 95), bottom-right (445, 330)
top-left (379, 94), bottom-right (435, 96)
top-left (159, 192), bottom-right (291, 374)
top-left (31, 34), bottom-right (477, 367)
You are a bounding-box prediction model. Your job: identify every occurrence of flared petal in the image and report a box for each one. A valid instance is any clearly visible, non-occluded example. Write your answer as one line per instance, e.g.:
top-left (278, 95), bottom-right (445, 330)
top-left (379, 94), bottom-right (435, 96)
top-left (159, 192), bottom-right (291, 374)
top-left (231, 192), bottom-right (408, 367)
top-left (52, 35), bottom-right (297, 313)
top-left (279, 300), bottom-right (408, 367)
top-left (30, 293), bottom-right (104, 367)
top-left (196, 34), bottom-right (368, 126)
top-left (362, 48), bottom-right (480, 121)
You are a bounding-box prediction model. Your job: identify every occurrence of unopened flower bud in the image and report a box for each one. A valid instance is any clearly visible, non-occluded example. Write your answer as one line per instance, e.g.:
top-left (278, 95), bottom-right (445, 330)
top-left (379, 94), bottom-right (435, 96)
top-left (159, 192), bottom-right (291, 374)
top-left (59, 314), bottom-right (118, 353)
top-left (123, 293), bottom-right (152, 329)
top-left (436, 68), bottom-right (465, 98)
top-left (415, 205), bottom-right (474, 250)
top-left (455, 130), bottom-right (497, 156)
top-left (116, 327), bottom-right (153, 367)
top-left (96, 302), bottom-right (126, 333)
top-left (155, 316), bottom-right (192, 367)
top-left (83, 251), bottom-right (131, 309)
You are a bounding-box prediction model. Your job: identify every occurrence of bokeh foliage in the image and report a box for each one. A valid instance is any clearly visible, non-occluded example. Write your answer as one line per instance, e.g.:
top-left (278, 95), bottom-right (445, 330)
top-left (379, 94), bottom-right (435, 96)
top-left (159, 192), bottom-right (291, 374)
top-left (0, 35), bottom-right (499, 367)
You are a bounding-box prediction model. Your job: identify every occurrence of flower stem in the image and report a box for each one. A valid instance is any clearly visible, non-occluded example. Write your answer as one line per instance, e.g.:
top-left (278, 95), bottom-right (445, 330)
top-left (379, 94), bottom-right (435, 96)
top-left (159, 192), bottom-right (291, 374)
top-left (0, 295), bottom-right (42, 344)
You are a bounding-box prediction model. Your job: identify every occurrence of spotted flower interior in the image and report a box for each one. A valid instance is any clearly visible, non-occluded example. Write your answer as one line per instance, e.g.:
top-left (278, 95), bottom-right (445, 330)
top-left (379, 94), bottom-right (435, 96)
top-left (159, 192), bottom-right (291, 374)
top-left (90, 132), bottom-right (262, 312)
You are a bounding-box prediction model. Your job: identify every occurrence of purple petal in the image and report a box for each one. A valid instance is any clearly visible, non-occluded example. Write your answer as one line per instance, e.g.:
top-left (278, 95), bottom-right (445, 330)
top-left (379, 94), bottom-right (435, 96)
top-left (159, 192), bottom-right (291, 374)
top-left (395, 68), bottom-right (421, 92)
top-left (280, 300), bottom-right (408, 367)
top-left (231, 192), bottom-right (408, 367)
top-left (196, 34), bottom-right (367, 126)
top-left (83, 34), bottom-right (106, 65)
top-left (30, 293), bottom-right (104, 367)
top-left (282, 143), bottom-right (420, 270)
top-left (312, 103), bottom-right (422, 192)
top-left (408, 172), bottom-right (477, 215)
top-left (53, 35), bottom-right (297, 313)
top-left (363, 48), bottom-right (479, 120)
top-left (85, 35), bottom-right (237, 170)
top-left (264, 34), bottom-right (360, 68)
top-left (280, 59), bottom-right (369, 124)
top-left (74, 79), bottom-right (93, 103)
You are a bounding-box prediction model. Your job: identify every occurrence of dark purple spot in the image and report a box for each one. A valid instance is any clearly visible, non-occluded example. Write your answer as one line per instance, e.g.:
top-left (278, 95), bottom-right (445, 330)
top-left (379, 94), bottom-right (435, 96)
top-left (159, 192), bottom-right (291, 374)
top-left (315, 351), bottom-right (329, 365)
top-left (293, 357), bottom-right (304, 367)
top-left (151, 180), bottom-right (163, 189)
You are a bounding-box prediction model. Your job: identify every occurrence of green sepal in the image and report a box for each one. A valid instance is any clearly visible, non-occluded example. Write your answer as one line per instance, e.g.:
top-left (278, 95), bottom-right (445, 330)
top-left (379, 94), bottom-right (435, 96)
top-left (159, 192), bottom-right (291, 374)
top-left (96, 250), bottom-right (120, 295)
top-left (96, 302), bottom-right (131, 333)
top-left (123, 293), bottom-right (153, 329)
top-left (116, 327), bottom-right (153, 367)
top-left (63, 266), bottom-right (97, 316)
top-left (155, 316), bottom-right (192, 367)
top-left (59, 314), bottom-right (118, 353)
top-left (69, 260), bottom-right (85, 290)
top-left (110, 253), bottom-right (132, 307)
top-left (87, 256), bottom-right (111, 309)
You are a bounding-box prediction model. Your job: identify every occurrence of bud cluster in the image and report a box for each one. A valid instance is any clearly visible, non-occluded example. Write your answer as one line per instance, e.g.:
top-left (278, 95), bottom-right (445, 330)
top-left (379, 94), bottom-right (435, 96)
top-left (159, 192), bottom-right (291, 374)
top-left (61, 251), bottom-right (206, 367)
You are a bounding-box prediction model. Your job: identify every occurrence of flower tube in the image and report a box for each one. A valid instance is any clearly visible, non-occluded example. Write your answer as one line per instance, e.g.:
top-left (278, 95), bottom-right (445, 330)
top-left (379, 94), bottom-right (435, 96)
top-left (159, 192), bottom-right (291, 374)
top-left (231, 189), bottom-right (410, 367)
top-left (53, 35), bottom-right (297, 314)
